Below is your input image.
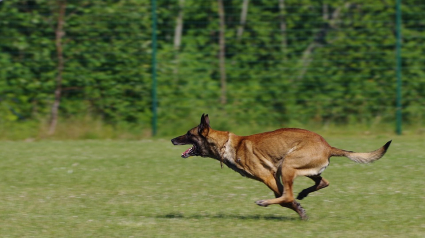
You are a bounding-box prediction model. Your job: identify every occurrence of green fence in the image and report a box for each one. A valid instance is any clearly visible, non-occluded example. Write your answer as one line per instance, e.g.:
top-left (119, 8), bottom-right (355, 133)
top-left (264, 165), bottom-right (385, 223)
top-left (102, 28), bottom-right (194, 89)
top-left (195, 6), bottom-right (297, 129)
top-left (0, 0), bottom-right (424, 136)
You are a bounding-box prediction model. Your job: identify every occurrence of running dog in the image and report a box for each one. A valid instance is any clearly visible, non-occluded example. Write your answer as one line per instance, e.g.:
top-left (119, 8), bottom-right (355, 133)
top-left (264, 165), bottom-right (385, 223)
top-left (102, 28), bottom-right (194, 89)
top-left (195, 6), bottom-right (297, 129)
top-left (171, 114), bottom-right (391, 220)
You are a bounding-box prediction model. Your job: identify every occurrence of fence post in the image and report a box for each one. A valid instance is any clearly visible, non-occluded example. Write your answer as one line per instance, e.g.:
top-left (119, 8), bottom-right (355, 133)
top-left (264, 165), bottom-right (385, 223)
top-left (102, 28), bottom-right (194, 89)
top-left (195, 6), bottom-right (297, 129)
top-left (151, 0), bottom-right (158, 136)
top-left (395, 0), bottom-right (402, 135)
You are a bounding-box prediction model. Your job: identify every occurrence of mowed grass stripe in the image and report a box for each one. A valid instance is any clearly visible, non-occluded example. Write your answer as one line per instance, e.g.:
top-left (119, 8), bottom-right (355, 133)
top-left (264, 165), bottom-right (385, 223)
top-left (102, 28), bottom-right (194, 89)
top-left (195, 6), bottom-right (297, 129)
top-left (0, 137), bottom-right (424, 237)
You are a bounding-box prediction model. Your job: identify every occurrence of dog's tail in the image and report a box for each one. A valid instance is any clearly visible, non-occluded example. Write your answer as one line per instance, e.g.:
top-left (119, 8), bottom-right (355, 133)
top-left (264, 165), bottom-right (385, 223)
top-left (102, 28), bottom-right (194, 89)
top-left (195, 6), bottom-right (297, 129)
top-left (330, 140), bottom-right (392, 163)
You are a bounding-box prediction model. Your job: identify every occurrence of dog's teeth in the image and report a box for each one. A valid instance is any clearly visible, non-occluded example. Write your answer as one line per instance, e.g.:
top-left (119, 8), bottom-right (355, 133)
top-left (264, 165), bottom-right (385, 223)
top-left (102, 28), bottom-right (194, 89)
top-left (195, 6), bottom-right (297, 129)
top-left (182, 146), bottom-right (193, 158)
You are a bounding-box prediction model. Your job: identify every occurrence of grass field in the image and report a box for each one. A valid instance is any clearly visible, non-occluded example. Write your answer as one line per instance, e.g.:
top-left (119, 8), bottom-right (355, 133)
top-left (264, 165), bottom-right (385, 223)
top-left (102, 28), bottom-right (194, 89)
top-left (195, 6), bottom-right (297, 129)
top-left (0, 134), bottom-right (424, 237)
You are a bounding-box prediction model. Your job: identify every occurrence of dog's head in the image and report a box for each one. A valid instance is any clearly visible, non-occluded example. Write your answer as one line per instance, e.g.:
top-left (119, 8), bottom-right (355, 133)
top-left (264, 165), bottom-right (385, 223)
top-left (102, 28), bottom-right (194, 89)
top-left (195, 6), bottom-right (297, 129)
top-left (171, 114), bottom-right (212, 158)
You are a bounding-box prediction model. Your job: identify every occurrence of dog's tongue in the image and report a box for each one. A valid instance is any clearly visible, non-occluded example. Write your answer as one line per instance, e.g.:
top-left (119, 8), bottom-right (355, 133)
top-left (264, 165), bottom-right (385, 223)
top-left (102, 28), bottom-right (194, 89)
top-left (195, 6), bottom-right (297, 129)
top-left (181, 147), bottom-right (192, 158)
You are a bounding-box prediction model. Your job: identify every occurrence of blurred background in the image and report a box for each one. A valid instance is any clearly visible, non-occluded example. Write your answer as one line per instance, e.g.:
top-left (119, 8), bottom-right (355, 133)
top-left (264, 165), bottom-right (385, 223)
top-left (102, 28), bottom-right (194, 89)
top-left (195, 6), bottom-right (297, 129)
top-left (0, 0), bottom-right (424, 139)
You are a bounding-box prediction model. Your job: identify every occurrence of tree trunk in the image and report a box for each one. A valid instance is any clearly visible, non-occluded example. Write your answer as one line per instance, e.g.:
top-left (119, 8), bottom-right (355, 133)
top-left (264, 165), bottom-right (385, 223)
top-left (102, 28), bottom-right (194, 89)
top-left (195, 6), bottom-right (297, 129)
top-left (173, 0), bottom-right (184, 82)
top-left (174, 0), bottom-right (184, 51)
top-left (217, 0), bottom-right (227, 104)
top-left (49, 0), bottom-right (66, 135)
top-left (296, 3), bottom-right (349, 81)
top-left (278, 0), bottom-right (287, 57)
top-left (236, 0), bottom-right (249, 41)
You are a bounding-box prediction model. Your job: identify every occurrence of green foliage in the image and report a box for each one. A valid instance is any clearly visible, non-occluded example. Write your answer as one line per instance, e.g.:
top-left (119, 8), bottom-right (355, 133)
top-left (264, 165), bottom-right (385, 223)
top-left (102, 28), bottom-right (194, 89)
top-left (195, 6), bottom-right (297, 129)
top-left (0, 0), bottom-right (152, 128)
top-left (0, 0), bottom-right (424, 136)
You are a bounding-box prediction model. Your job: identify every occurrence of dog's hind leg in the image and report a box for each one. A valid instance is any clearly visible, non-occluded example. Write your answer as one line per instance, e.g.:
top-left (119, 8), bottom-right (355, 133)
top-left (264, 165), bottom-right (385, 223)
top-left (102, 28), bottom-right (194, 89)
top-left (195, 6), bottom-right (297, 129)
top-left (255, 166), bottom-right (297, 206)
top-left (297, 175), bottom-right (329, 200)
top-left (260, 175), bottom-right (308, 220)
top-left (262, 175), bottom-right (283, 197)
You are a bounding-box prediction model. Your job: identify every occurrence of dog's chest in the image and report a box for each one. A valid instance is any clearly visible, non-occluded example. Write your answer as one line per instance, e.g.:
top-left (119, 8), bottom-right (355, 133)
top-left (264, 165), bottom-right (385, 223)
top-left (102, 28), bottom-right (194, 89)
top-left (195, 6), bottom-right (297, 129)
top-left (222, 141), bottom-right (254, 178)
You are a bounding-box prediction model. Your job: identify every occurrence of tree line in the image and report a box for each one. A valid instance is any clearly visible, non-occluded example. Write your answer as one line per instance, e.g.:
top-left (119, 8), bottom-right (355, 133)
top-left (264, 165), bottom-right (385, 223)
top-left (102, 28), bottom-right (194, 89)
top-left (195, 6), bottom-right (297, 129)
top-left (0, 0), bottom-right (424, 135)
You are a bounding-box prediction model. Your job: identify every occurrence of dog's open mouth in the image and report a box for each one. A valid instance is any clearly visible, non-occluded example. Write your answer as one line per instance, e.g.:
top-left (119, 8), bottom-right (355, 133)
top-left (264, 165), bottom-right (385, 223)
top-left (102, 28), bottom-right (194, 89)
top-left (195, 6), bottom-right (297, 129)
top-left (181, 144), bottom-right (198, 158)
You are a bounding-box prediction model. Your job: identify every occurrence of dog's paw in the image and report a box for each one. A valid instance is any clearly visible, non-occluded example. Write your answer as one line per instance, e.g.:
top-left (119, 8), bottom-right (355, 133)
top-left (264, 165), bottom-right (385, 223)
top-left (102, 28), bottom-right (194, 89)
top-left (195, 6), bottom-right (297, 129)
top-left (300, 213), bottom-right (309, 221)
top-left (255, 200), bottom-right (269, 207)
top-left (292, 201), bottom-right (308, 220)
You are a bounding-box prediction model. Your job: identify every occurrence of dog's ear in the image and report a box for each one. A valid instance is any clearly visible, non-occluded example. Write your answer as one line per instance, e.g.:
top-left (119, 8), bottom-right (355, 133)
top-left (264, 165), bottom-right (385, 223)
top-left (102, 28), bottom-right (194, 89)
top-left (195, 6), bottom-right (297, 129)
top-left (198, 114), bottom-right (210, 137)
top-left (204, 114), bottom-right (210, 126)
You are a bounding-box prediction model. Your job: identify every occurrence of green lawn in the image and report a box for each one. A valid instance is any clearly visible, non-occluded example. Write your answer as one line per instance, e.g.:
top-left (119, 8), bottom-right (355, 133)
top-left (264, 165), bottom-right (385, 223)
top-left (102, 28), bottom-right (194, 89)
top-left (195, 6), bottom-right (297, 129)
top-left (0, 136), bottom-right (424, 237)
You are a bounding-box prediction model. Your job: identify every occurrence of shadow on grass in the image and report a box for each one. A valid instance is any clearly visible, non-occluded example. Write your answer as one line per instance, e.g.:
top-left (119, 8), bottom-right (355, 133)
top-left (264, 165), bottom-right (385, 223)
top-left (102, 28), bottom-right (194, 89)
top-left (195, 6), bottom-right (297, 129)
top-left (156, 212), bottom-right (296, 221)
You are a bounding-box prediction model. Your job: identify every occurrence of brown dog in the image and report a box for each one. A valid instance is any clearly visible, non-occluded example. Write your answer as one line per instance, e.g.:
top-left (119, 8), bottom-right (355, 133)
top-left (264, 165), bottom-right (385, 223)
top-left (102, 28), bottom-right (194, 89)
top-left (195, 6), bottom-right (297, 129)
top-left (171, 114), bottom-right (391, 220)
